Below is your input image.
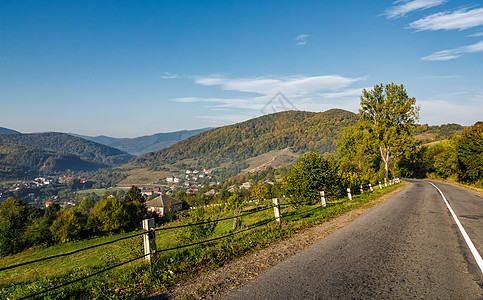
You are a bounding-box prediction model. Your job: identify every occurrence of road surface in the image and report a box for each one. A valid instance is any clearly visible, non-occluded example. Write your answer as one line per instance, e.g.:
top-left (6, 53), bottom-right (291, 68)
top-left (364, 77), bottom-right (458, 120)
top-left (223, 179), bottom-right (483, 299)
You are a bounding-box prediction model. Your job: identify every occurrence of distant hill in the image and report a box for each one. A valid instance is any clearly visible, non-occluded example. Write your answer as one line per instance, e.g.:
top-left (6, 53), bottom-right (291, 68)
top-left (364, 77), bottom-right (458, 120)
top-left (134, 109), bottom-right (358, 171)
top-left (414, 123), bottom-right (466, 143)
top-left (0, 142), bottom-right (106, 179)
top-left (0, 132), bottom-right (133, 166)
top-left (70, 134), bottom-right (127, 146)
top-left (74, 128), bottom-right (212, 156)
top-left (0, 127), bottom-right (20, 135)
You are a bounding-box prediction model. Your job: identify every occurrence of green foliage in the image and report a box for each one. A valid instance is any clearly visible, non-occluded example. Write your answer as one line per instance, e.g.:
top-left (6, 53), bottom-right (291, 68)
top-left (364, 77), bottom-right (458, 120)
top-left (89, 196), bottom-right (130, 233)
top-left (88, 191), bottom-right (147, 233)
top-left (282, 152), bottom-right (341, 207)
top-left (359, 83), bottom-right (419, 175)
top-left (124, 186), bottom-right (145, 203)
top-left (78, 198), bottom-right (97, 215)
top-left (250, 183), bottom-right (269, 201)
top-left (177, 208), bottom-right (217, 243)
top-left (0, 198), bottom-right (28, 256)
top-left (225, 194), bottom-right (243, 211)
top-left (50, 209), bottom-right (88, 243)
top-left (455, 122), bottom-right (483, 183)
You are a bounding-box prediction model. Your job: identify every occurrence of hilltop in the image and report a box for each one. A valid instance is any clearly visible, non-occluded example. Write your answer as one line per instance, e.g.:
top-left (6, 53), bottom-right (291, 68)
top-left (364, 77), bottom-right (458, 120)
top-left (0, 127), bottom-right (20, 135)
top-left (0, 142), bottom-right (105, 178)
top-left (130, 109), bottom-right (358, 180)
top-left (0, 132), bottom-right (133, 166)
top-left (0, 132), bottom-right (133, 179)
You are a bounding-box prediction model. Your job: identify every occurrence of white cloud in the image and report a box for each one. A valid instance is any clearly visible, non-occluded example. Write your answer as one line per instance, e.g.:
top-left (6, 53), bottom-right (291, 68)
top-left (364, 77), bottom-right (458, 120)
top-left (194, 74), bottom-right (366, 97)
top-left (295, 34), bottom-right (310, 46)
top-left (408, 8), bottom-right (483, 31)
top-left (160, 72), bottom-right (183, 79)
top-left (468, 32), bottom-right (483, 37)
top-left (171, 74), bottom-right (368, 113)
top-left (421, 40), bottom-right (483, 60)
top-left (384, 0), bottom-right (447, 19)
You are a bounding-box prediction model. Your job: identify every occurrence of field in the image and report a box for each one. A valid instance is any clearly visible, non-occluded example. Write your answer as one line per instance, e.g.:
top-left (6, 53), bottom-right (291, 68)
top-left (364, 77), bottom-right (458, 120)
top-left (0, 183), bottom-right (404, 299)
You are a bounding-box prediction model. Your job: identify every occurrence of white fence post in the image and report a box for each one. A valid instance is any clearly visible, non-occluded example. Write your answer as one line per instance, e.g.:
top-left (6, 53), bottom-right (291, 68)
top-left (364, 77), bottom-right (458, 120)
top-left (360, 185), bottom-right (363, 194)
top-left (379, 181), bottom-right (382, 189)
top-left (143, 218), bottom-right (156, 262)
top-left (384, 178), bottom-right (388, 187)
top-left (272, 198), bottom-right (281, 222)
top-left (320, 191), bottom-right (326, 207)
top-left (369, 183), bottom-right (373, 191)
top-left (347, 188), bottom-right (352, 200)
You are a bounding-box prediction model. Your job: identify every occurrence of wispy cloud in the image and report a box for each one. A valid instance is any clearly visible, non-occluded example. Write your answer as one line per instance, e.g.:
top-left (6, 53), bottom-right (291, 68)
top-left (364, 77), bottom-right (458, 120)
top-left (295, 34), bottom-right (310, 46)
top-left (171, 74), bottom-right (367, 112)
top-left (408, 7), bottom-right (483, 31)
top-left (468, 32), bottom-right (483, 37)
top-left (384, 0), bottom-right (446, 19)
top-left (421, 40), bottom-right (483, 60)
top-left (160, 72), bottom-right (183, 79)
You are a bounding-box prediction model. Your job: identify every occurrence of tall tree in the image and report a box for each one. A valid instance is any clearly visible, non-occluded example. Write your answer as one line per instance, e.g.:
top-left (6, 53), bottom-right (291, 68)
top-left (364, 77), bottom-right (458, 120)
top-left (455, 122), bottom-right (483, 183)
top-left (359, 83), bottom-right (419, 175)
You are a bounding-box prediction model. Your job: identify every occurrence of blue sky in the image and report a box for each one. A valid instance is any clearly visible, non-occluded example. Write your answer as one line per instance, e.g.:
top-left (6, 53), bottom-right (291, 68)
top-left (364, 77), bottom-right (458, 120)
top-left (1, 0), bottom-right (482, 137)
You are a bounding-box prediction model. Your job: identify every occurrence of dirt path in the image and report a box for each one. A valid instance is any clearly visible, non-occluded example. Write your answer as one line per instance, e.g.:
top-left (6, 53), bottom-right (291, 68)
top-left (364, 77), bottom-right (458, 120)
top-left (149, 183), bottom-right (409, 299)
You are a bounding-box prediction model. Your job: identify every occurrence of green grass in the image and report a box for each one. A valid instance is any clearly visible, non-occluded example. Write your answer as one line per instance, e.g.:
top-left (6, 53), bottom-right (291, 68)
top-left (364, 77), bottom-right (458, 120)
top-left (76, 187), bottom-right (131, 196)
top-left (0, 183), bottom-right (405, 299)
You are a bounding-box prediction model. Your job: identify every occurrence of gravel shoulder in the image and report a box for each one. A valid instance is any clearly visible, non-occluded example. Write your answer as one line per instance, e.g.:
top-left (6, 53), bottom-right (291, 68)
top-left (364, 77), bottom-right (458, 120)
top-left (149, 182), bottom-right (409, 300)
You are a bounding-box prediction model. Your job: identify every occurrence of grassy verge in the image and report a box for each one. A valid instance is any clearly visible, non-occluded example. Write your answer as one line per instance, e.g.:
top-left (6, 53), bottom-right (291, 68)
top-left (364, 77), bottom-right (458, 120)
top-left (0, 183), bottom-right (405, 299)
top-left (428, 177), bottom-right (483, 195)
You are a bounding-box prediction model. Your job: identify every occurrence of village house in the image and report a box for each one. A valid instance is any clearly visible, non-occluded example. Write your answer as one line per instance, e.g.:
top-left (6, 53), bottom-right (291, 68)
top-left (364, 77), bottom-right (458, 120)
top-left (166, 175), bottom-right (180, 183)
top-left (144, 194), bottom-right (184, 216)
top-left (141, 188), bottom-right (154, 196)
top-left (239, 182), bottom-right (252, 189)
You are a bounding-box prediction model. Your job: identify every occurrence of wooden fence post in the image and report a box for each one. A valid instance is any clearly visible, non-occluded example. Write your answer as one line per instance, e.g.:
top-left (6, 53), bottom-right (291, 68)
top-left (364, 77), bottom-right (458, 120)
top-left (143, 218), bottom-right (156, 262)
top-left (272, 198), bottom-right (281, 222)
top-left (347, 188), bottom-right (352, 200)
top-left (320, 191), bottom-right (326, 207)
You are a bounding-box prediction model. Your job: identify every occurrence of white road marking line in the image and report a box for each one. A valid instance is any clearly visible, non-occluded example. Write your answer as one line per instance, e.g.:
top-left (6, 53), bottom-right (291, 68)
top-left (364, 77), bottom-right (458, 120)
top-left (429, 182), bottom-right (483, 275)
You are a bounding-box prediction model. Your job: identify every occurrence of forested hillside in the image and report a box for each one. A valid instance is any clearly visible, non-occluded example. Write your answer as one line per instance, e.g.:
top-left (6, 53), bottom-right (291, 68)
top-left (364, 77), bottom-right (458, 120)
top-left (0, 127), bottom-right (20, 135)
top-left (135, 109), bottom-right (358, 170)
top-left (0, 142), bottom-right (105, 178)
top-left (0, 132), bottom-right (133, 166)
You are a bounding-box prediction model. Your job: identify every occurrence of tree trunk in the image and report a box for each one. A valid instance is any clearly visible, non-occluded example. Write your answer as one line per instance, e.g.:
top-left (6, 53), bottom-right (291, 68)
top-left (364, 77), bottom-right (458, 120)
top-left (232, 208), bottom-right (242, 230)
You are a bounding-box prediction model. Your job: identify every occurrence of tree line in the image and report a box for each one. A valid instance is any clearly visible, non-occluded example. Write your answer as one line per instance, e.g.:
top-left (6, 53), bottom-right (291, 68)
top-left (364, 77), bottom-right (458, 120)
top-left (0, 186), bottom-right (149, 256)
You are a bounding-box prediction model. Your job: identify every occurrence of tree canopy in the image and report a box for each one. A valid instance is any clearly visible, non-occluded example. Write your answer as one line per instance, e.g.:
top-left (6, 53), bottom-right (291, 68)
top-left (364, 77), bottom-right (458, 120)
top-left (358, 83), bottom-right (419, 175)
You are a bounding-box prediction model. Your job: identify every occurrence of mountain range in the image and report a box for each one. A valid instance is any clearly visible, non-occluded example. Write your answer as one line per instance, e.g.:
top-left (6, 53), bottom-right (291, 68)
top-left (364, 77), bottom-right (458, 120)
top-left (72, 128), bottom-right (212, 156)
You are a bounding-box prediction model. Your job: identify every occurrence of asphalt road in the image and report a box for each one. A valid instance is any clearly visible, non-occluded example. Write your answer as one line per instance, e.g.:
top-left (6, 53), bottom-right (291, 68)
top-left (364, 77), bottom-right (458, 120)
top-left (223, 179), bottom-right (483, 299)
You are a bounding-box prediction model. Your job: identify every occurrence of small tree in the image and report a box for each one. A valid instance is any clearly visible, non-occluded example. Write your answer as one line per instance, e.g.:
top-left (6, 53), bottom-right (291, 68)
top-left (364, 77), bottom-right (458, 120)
top-left (124, 186), bottom-right (145, 203)
top-left (225, 194), bottom-right (243, 229)
top-left (250, 184), bottom-right (269, 202)
top-left (282, 152), bottom-right (341, 207)
top-left (0, 198), bottom-right (28, 256)
top-left (50, 209), bottom-right (88, 243)
top-left (177, 208), bottom-right (217, 243)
